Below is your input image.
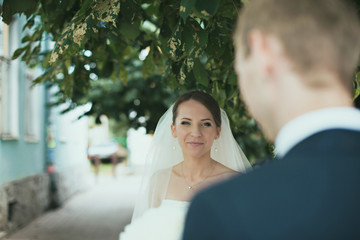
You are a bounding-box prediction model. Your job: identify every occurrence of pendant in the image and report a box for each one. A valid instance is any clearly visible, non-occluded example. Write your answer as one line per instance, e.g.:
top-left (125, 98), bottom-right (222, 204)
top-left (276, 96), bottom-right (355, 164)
top-left (188, 186), bottom-right (192, 189)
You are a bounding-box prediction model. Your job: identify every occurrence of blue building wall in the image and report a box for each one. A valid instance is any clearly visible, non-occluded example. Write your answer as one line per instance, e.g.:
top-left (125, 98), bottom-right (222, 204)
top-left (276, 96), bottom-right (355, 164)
top-left (0, 14), bottom-right (91, 233)
top-left (0, 15), bottom-right (46, 184)
top-left (0, 125), bottom-right (46, 183)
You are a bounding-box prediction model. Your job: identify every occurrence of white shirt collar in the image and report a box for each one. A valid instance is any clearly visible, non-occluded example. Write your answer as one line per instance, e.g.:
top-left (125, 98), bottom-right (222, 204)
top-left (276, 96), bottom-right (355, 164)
top-left (275, 107), bottom-right (360, 158)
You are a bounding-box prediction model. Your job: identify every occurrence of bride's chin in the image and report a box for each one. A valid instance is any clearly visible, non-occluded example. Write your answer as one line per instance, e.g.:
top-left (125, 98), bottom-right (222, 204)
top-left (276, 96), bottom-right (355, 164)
top-left (182, 149), bottom-right (210, 159)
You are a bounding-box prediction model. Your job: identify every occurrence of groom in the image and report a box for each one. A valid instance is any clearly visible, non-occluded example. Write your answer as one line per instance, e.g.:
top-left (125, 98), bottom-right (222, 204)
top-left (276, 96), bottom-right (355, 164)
top-left (182, 0), bottom-right (360, 239)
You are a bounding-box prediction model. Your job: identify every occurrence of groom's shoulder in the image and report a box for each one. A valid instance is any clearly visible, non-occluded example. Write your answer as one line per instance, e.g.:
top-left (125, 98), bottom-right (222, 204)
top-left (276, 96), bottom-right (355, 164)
top-left (193, 161), bottom-right (275, 203)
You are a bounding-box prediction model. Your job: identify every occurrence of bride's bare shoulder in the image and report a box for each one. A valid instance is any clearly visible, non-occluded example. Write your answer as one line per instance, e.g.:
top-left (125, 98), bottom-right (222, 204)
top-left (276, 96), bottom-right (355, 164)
top-left (153, 167), bottom-right (171, 178)
top-left (213, 162), bottom-right (240, 179)
top-left (152, 163), bottom-right (182, 180)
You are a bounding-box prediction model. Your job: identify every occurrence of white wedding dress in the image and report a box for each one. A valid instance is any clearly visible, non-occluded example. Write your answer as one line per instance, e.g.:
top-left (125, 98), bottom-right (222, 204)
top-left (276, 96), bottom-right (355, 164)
top-left (119, 200), bottom-right (189, 240)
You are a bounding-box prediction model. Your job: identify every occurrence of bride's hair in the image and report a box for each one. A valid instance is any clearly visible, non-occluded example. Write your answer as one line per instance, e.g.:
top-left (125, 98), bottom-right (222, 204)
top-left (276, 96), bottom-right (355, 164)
top-left (172, 91), bottom-right (221, 127)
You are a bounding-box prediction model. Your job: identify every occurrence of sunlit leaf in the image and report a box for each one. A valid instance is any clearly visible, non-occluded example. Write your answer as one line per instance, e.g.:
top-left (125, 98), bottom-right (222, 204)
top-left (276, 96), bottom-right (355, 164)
top-left (167, 21), bottom-right (183, 60)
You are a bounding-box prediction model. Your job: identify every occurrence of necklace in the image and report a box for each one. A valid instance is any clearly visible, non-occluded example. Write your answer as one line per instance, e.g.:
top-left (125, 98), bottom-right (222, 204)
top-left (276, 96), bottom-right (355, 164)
top-left (181, 161), bottom-right (217, 190)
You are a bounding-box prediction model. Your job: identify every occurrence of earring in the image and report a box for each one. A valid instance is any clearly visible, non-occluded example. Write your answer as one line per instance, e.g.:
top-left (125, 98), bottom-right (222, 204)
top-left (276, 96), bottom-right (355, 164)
top-left (172, 138), bottom-right (177, 150)
top-left (213, 140), bottom-right (218, 153)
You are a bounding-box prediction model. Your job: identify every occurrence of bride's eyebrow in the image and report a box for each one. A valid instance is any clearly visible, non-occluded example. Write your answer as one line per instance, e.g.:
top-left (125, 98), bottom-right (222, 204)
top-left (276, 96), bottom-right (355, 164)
top-left (180, 117), bottom-right (213, 121)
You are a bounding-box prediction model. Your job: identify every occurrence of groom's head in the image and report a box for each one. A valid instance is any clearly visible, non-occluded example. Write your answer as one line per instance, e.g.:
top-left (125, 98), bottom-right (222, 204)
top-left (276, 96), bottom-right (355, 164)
top-left (233, 0), bottom-right (360, 141)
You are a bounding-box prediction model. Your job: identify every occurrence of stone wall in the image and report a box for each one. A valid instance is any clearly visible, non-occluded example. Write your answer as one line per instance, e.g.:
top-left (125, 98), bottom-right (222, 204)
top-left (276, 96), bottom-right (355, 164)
top-left (0, 167), bottom-right (91, 236)
top-left (55, 166), bottom-right (92, 204)
top-left (0, 174), bottom-right (50, 233)
top-left (0, 187), bottom-right (7, 234)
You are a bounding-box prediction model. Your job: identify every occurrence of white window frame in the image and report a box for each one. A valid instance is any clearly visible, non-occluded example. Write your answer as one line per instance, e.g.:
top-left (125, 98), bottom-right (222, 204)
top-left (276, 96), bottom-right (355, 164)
top-left (24, 69), bottom-right (41, 142)
top-left (0, 20), bottom-right (20, 140)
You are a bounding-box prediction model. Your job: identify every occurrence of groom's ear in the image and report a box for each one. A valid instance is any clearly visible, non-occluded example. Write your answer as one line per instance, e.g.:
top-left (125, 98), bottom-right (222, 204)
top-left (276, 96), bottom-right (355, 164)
top-left (171, 124), bottom-right (177, 138)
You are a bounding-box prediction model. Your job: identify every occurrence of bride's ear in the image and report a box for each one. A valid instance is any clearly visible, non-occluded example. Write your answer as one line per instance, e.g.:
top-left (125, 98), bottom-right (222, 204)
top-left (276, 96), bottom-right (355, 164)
top-left (215, 127), bottom-right (221, 139)
top-left (171, 124), bottom-right (177, 138)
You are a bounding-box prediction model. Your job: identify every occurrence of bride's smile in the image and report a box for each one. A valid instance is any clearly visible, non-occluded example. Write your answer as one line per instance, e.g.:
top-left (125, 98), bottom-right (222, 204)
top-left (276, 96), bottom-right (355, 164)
top-left (186, 141), bottom-right (204, 147)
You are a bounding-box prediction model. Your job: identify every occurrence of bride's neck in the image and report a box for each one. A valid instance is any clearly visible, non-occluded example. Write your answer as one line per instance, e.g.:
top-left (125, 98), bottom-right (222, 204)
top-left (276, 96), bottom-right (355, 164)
top-left (182, 155), bottom-right (213, 179)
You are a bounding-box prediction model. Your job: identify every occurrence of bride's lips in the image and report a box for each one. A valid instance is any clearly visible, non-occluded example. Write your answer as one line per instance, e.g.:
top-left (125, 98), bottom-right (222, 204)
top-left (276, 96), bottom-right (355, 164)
top-left (187, 141), bottom-right (204, 147)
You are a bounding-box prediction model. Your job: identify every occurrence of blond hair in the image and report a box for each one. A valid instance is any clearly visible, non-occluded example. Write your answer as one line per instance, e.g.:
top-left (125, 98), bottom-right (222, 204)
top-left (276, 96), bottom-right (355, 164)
top-left (233, 0), bottom-right (360, 90)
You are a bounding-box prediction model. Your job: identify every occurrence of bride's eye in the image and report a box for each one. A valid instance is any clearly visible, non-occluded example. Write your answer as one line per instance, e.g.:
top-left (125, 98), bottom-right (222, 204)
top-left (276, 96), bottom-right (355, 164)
top-left (202, 122), bottom-right (212, 127)
top-left (181, 121), bottom-right (190, 125)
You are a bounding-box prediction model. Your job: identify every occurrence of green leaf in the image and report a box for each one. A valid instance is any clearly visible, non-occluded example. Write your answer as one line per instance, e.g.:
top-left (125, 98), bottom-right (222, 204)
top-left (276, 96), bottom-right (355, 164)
top-left (355, 89), bottom-right (360, 100)
top-left (217, 1), bottom-right (239, 19)
top-left (145, 2), bottom-right (159, 17)
top-left (206, 30), bottom-right (226, 57)
top-left (167, 21), bottom-right (183, 60)
top-left (119, 20), bottom-right (141, 40)
top-left (142, 51), bottom-right (155, 79)
top-left (77, 0), bottom-right (93, 17)
top-left (179, 63), bottom-right (187, 85)
top-left (354, 72), bottom-right (360, 100)
top-left (21, 35), bottom-right (32, 43)
top-left (180, 0), bottom-right (195, 23)
top-left (26, 45), bottom-right (41, 64)
top-left (64, 59), bottom-right (71, 69)
top-left (183, 24), bottom-right (195, 54)
top-left (195, 0), bottom-right (220, 17)
top-left (197, 29), bottom-right (208, 48)
top-left (119, 63), bottom-right (128, 85)
top-left (227, 71), bottom-right (238, 86)
top-left (167, 73), bottom-right (179, 90)
top-left (218, 89), bottom-right (227, 108)
top-left (2, 0), bottom-right (39, 24)
top-left (22, 15), bottom-right (35, 30)
top-left (63, 75), bottom-right (74, 98)
top-left (120, 0), bottom-right (139, 23)
top-left (11, 46), bottom-right (27, 60)
top-left (193, 58), bottom-right (208, 86)
top-left (41, 52), bottom-right (51, 69)
top-left (32, 71), bottom-right (49, 85)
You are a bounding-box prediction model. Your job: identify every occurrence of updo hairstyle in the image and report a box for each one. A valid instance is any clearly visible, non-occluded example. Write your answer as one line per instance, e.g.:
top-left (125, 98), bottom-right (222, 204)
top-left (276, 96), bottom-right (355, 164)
top-left (172, 90), bottom-right (221, 127)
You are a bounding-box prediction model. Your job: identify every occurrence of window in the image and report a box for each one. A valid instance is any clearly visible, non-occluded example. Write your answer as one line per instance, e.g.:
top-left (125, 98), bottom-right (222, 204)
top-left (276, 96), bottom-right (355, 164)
top-left (24, 69), bottom-right (41, 142)
top-left (0, 20), bottom-right (20, 140)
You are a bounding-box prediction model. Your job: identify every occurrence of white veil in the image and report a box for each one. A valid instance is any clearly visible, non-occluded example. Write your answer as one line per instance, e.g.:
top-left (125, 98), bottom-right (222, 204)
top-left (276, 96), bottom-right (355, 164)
top-left (131, 105), bottom-right (252, 221)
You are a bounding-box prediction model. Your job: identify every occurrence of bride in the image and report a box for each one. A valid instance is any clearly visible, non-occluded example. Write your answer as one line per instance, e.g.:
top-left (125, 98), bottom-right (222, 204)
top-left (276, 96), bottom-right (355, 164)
top-left (119, 90), bottom-right (251, 240)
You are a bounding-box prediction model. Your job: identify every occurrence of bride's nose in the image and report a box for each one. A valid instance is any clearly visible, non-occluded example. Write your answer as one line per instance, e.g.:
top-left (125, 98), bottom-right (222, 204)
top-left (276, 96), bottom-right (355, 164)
top-left (190, 126), bottom-right (202, 137)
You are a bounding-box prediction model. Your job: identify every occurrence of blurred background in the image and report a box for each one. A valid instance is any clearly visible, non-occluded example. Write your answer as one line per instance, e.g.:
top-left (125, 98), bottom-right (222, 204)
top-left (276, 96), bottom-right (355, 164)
top-left (0, 0), bottom-right (359, 239)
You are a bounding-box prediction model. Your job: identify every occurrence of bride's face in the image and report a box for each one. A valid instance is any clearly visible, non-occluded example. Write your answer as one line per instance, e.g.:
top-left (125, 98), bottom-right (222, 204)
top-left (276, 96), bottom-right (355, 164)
top-left (171, 99), bottom-right (220, 159)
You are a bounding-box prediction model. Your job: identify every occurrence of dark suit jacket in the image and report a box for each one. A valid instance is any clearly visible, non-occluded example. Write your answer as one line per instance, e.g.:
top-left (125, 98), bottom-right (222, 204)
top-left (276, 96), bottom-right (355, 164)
top-left (182, 129), bottom-right (360, 240)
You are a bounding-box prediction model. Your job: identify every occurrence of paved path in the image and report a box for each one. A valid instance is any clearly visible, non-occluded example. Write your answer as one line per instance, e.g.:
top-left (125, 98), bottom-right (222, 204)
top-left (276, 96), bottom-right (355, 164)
top-left (4, 173), bottom-right (141, 240)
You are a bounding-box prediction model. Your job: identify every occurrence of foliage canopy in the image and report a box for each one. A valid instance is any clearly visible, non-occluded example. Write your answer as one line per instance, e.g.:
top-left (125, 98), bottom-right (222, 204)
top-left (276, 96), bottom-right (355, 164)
top-left (2, 0), bottom-right (360, 161)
